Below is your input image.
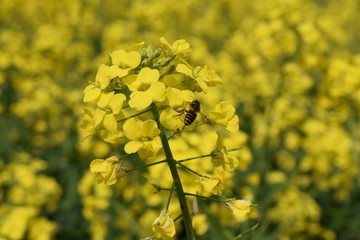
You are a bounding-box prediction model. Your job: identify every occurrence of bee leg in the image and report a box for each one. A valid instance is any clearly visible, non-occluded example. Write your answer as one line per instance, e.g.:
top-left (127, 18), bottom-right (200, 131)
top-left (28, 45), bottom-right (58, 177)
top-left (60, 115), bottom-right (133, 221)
top-left (199, 112), bottom-right (211, 124)
top-left (173, 109), bottom-right (187, 117)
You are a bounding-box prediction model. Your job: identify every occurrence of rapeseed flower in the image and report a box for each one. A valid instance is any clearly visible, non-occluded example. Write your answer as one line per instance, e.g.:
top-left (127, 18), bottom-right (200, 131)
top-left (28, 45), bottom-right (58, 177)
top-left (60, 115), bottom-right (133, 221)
top-left (79, 108), bottom-right (96, 140)
top-left (225, 198), bottom-right (252, 217)
top-left (95, 64), bottom-right (129, 90)
top-left (196, 173), bottom-right (224, 195)
top-left (192, 214), bottom-right (209, 236)
top-left (211, 132), bottom-right (239, 172)
top-left (110, 49), bottom-right (141, 70)
top-left (93, 92), bottom-right (126, 133)
top-left (126, 67), bottom-right (166, 110)
top-left (160, 37), bottom-right (191, 54)
top-left (90, 156), bottom-right (127, 185)
top-left (152, 210), bottom-right (176, 239)
top-left (123, 118), bottom-right (161, 159)
top-left (81, 38), bottom-right (245, 239)
top-left (176, 64), bottom-right (222, 93)
top-left (208, 101), bottom-right (239, 132)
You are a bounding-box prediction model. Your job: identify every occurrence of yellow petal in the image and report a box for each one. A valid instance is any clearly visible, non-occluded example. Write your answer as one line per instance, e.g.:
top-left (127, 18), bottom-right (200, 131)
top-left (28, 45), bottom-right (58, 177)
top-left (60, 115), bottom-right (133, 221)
top-left (152, 210), bottom-right (176, 238)
top-left (176, 63), bottom-right (193, 77)
top-left (196, 78), bottom-right (208, 93)
top-left (122, 74), bottom-right (138, 90)
top-left (160, 37), bottom-right (191, 54)
top-left (123, 118), bottom-right (143, 140)
top-left (111, 50), bottom-right (126, 66)
top-left (160, 37), bottom-right (172, 49)
top-left (172, 39), bottom-right (191, 53)
top-left (142, 120), bottom-right (160, 137)
top-left (105, 168), bottom-right (118, 185)
top-left (220, 101), bottom-right (236, 117)
top-left (227, 116), bottom-right (239, 133)
top-left (166, 88), bottom-right (195, 109)
top-left (111, 50), bottom-right (141, 69)
top-left (126, 51), bottom-right (142, 69)
top-left (97, 91), bottom-right (114, 108)
top-left (226, 199), bottom-right (252, 217)
top-left (138, 67), bottom-right (160, 84)
top-left (107, 65), bottom-right (129, 79)
top-left (100, 129), bottom-right (124, 144)
top-left (206, 68), bottom-right (223, 86)
top-left (83, 84), bottom-right (101, 103)
top-left (95, 64), bottom-right (110, 89)
top-left (128, 91), bottom-right (153, 110)
top-left (103, 114), bottom-right (117, 133)
top-left (147, 82), bottom-right (166, 102)
top-left (160, 108), bottom-right (184, 131)
top-left (138, 146), bottom-right (154, 159)
top-left (90, 159), bottom-right (106, 173)
top-left (93, 108), bottom-right (106, 128)
top-left (202, 178), bottom-right (219, 190)
top-left (129, 41), bottom-right (145, 51)
top-left (166, 87), bottom-right (184, 107)
top-left (124, 141), bottom-right (143, 154)
top-left (108, 94), bottom-right (126, 114)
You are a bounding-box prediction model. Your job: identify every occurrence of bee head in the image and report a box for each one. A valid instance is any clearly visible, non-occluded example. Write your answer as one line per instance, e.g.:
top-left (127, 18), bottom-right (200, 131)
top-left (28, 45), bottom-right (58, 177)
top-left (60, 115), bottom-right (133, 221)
top-left (190, 100), bottom-right (201, 112)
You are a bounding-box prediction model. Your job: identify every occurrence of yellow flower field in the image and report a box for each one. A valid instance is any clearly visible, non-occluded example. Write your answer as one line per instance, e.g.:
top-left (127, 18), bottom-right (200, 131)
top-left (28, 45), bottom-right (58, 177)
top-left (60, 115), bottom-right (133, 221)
top-left (1, 0), bottom-right (359, 239)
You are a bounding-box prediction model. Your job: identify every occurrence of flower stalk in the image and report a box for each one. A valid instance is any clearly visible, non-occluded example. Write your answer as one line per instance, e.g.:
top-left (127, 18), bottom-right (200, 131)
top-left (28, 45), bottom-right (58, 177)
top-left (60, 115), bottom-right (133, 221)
top-left (150, 102), bottom-right (196, 240)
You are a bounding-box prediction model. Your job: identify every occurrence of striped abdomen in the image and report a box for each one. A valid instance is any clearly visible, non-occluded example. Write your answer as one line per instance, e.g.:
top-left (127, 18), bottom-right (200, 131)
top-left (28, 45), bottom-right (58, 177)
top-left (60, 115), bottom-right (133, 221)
top-left (184, 110), bottom-right (197, 126)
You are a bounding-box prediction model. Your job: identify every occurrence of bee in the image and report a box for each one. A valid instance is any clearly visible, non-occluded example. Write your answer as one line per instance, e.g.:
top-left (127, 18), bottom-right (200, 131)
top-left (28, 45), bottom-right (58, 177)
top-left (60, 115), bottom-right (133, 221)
top-left (184, 100), bottom-right (201, 126)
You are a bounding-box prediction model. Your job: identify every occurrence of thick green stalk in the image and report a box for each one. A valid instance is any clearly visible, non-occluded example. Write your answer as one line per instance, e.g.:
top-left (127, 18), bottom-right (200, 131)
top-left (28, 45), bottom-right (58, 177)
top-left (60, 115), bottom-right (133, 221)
top-left (150, 103), bottom-right (196, 240)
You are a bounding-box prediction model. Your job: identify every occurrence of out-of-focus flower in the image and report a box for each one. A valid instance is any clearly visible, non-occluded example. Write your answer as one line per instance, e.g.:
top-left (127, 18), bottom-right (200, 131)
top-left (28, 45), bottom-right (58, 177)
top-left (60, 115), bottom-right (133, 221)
top-left (208, 101), bottom-right (239, 132)
top-left (196, 173), bottom-right (224, 195)
top-left (225, 198), bottom-right (252, 217)
top-left (0, 206), bottom-right (38, 240)
top-left (152, 210), bottom-right (176, 239)
top-left (123, 118), bottom-right (161, 159)
top-left (192, 214), bottom-right (209, 236)
top-left (211, 132), bottom-right (239, 172)
top-left (28, 217), bottom-right (58, 240)
top-left (90, 156), bottom-right (127, 185)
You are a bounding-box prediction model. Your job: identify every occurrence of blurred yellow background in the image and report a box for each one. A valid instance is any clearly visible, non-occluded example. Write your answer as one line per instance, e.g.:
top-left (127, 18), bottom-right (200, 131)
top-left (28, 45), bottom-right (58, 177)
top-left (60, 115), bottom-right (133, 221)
top-left (1, 0), bottom-right (359, 239)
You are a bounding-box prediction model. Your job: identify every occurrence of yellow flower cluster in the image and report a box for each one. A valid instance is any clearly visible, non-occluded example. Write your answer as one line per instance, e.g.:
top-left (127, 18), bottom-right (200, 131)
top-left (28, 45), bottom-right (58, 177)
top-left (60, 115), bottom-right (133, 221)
top-left (82, 38), bottom-right (251, 239)
top-left (0, 153), bottom-right (61, 240)
top-left (81, 37), bottom-right (240, 183)
top-left (78, 171), bottom-right (113, 240)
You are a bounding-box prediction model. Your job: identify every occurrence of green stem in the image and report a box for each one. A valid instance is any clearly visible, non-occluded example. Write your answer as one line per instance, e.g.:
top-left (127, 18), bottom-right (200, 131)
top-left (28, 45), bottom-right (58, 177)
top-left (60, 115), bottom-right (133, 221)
top-left (117, 108), bottom-right (151, 123)
top-left (150, 103), bottom-right (196, 240)
top-left (126, 147), bottom-right (242, 174)
top-left (176, 161), bottom-right (204, 177)
top-left (177, 153), bottom-right (214, 163)
top-left (156, 187), bottom-right (225, 204)
top-left (125, 159), bottom-right (168, 173)
top-left (173, 214), bottom-right (183, 222)
top-left (178, 147), bottom-right (243, 163)
top-left (165, 183), bottom-right (175, 210)
top-left (233, 222), bottom-right (260, 239)
top-left (184, 192), bottom-right (225, 204)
